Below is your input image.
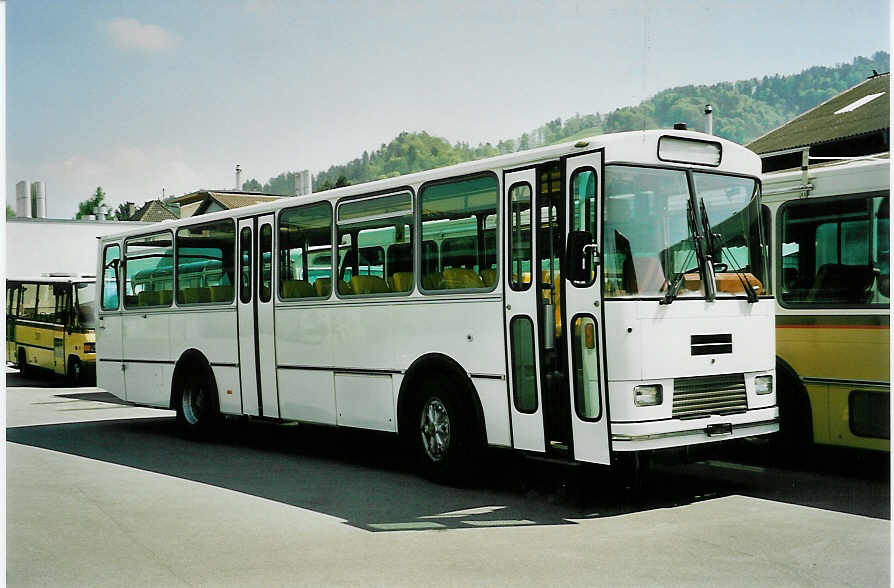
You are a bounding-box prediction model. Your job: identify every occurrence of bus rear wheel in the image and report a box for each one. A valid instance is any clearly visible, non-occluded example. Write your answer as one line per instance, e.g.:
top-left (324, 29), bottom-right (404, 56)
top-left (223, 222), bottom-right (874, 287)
top-left (174, 369), bottom-right (220, 438)
top-left (411, 380), bottom-right (478, 484)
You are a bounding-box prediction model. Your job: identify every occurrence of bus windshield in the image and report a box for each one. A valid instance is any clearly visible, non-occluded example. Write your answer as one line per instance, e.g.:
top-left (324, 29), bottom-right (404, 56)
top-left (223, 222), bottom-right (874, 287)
top-left (75, 282), bottom-right (96, 328)
top-left (603, 165), bottom-right (768, 299)
top-left (693, 172), bottom-right (770, 296)
top-left (603, 165), bottom-right (703, 298)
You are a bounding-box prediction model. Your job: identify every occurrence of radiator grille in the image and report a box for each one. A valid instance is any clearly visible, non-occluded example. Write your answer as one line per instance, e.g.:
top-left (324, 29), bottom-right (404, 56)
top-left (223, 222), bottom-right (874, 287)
top-left (673, 373), bottom-right (747, 419)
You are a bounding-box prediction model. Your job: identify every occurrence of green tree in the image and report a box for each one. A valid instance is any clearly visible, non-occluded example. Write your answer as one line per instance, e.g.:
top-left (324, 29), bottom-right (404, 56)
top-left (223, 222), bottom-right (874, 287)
top-left (75, 187), bottom-right (107, 219)
top-left (114, 202), bottom-right (135, 220)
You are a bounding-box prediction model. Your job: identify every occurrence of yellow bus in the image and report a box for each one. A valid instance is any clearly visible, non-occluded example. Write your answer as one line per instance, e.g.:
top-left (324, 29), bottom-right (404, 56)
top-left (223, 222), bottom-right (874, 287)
top-left (762, 156), bottom-right (889, 453)
top-left (6, 275), bottom-right (97, 385)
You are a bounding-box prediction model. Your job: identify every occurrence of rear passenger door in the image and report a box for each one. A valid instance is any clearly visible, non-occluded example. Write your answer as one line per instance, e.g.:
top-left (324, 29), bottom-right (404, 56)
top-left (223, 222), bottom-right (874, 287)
top-left (503, 167), bottom-right (546, 453)
top-left (96, 243), bottom-right (125, 398)
top-left (236, 214), bottom-right (279, 417)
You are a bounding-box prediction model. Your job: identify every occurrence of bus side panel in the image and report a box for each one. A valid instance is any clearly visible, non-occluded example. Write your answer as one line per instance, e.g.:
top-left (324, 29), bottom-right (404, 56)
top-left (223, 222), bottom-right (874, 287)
top-left (169, 308), bottom-right (241, 415)
top-left (328, 297), bottom-right (508, 444)
top-left (275, 304), bottom-right (336, 423)
top-left (122, 312), bottom-right (172, 407)
top-left (777, 322), bottom-right (890, 451)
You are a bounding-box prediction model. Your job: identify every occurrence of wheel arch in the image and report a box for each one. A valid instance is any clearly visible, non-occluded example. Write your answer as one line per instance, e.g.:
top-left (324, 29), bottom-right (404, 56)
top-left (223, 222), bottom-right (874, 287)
top-left (171, 348), bottom-right (218, 410)
top-left (397, 353), bottom-right (487, 446)
top-left (775, 354), bottom-right (814, 439)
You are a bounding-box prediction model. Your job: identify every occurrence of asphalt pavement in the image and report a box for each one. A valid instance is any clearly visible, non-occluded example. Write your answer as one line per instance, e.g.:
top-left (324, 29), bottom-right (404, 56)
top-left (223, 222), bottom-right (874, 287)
top-left (6, 370), bottom-right (890, 587)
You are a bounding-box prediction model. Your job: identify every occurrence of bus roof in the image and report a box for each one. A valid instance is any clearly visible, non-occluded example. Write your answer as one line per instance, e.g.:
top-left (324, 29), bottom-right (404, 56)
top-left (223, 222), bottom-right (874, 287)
top-left (98, 128), bottom-right (761, 242)
top-left (7, 275), bottom-right (95, 285)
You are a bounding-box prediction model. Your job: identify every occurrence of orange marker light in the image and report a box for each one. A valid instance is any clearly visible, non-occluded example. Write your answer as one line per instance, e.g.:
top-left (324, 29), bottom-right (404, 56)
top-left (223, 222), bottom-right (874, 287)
top-left (226, 389), bottom-right (233, 395)
top-left (584, 323), bottom-right (595, 349)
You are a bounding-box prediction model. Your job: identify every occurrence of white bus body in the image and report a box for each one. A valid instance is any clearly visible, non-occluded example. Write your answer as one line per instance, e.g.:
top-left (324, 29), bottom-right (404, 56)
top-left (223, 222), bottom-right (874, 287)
top-left (96, 129), bottom-right (778, 476)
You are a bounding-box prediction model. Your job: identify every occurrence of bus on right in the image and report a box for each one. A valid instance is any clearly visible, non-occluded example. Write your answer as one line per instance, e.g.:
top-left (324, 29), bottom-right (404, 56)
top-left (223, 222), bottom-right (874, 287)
top-left (762, 155), bottom-right (889, 452)
top-left (749, 71), bottom-right (889, 454)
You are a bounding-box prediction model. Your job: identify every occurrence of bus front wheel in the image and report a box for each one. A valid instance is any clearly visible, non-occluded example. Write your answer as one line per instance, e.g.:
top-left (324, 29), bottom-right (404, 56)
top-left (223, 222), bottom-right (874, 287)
top-left (67, 357), bottom-right (82, 387)
top-left (174, 368), bottom-right (220, 438)
top-left (411, 380), bottom-right (478, 484)
top-left (17, 348), bottom-right (31, 378)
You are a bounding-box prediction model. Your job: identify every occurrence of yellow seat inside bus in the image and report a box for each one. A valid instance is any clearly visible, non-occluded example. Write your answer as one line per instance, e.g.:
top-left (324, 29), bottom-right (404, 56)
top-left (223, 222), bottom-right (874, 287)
top-left (349, 275), bottom-right (390, 295)
top-left (209, 285), bottom-right (234, 302)
top-left (441, 268), bottom-right (484, 289)
top-left (282, 280), bottom-right (316, 298)
top-left (716, 272), bottom-right (764, 295)
top-left (180, 287), bottom-right (212, 304)
top-left (422, 273), bottom-right (443, 290)
top-left (479, 268), bottom-right (497, 287)
top-left (314, 278), bottom-right (332, 297)
top-left (389, 272), bottom-right (413, 292)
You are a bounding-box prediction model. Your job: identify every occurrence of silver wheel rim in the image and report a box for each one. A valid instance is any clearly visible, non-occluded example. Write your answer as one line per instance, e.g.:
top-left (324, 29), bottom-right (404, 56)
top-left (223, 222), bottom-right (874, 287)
top-left (182, 384), bottom-right (203, 425)
top-left (420, 397), bottom-right (451, 462)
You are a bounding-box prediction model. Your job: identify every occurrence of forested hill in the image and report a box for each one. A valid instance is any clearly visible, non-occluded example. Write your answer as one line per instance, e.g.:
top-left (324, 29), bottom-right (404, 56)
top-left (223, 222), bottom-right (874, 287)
top-left (242, 51), bottom-right (889, 194)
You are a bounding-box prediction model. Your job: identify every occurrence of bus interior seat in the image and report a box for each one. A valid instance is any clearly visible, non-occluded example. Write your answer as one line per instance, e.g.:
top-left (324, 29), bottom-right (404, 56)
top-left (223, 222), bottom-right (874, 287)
top-left (314, 277), bottom-right (332, 297)
top-left (349, 275), bottom-right (390, 295)
top-left (180, 287), bottom-right (211, 304)
top-left (389, 272), bottom-right (414, 292)
top-left (337, 280), bottom-right (352, 295)
top-left (422, 272), bottom-right (443, 290)
top-left (138, 291), bottom-right (160, 306)
top-left (158, 290), bottom-right (173, 305)
top-left (209, 285), bottom-right (234, 302)
top-left (124, 295), bottom-right (139, 307)
top-left (808, 263), bottom-right (876, 303)
top-left (282, 280), bottom-right (316, 298)
top-left (442, 268), bottom-right (484, 289)
top-left (716, 273), bottom-right (763, 295)
top-left (479, 268), bottom-right (497, 287)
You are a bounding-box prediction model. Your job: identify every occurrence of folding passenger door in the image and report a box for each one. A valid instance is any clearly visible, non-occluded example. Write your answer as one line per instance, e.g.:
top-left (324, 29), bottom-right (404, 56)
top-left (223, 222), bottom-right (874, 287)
top-left (503, 167), bottom-right (546, 453)
top-left (96, 242), bottom-right (125, 398)
top-left (236, 215), bottom-right (279, 417)
top-left (562, 151), bottom-right (611, 465)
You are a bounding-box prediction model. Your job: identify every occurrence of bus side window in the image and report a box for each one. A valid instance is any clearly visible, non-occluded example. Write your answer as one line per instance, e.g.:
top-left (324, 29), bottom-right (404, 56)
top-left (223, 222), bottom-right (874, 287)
top-left (52, 284), bottom-right (70, 326)
top-left (336, 191), bottom-right (414, 297)
top-left (35, 284), bottom-right (57, 323)
top-left (19, 283), bottom-right (37, 319)
top-left (420, 174), bottom-right (499, 292)
top-left (278, 202), bottom-right (332, 299)
top-left (176, 219), bottom-right (236, 305)
top-left (102, 244), bottom-right (121, 311)
top-left (124, 232), bottom-right (174, 308)
top-left (875, 196), bottom-right (889, 299)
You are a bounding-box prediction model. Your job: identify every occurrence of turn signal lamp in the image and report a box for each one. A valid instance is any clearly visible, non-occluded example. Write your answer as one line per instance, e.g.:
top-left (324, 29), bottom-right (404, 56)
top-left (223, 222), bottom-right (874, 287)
top-left (634, 384), bottom-right (663, 407)
top-left (83, 342), bottom-right (96, 354)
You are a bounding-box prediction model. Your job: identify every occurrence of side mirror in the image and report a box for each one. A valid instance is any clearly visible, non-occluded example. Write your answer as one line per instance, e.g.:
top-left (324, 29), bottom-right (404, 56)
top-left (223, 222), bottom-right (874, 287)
top-left (565, 230), bottom-right (599, 283)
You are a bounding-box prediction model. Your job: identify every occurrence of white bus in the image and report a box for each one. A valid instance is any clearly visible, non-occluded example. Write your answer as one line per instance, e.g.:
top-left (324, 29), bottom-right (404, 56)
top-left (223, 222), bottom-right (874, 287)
top-left (761, 155), bottom-right (889, 453)
top-left (96, 129), bottom-right (778, 481)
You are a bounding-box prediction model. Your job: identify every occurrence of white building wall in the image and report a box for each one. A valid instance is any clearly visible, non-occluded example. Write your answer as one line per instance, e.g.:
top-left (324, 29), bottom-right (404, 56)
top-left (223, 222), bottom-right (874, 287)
top-left (6, 218), bottom-right (149, 276)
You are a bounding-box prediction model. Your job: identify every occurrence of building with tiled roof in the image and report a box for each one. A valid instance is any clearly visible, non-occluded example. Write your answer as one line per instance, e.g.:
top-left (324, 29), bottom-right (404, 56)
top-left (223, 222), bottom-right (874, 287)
top-left (128, 199), bottom-right (180, 222)
top-left (747, 72), bottom-right (889, 172)
top-left (166, 190), bottom-right (285, 218)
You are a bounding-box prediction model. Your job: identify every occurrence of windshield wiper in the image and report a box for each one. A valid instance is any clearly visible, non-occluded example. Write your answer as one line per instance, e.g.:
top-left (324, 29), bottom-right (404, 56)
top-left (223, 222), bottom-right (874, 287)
top-left (660, 200), bottom-right (700, 305)
top-left (699, 198), bottom-right (758, 303)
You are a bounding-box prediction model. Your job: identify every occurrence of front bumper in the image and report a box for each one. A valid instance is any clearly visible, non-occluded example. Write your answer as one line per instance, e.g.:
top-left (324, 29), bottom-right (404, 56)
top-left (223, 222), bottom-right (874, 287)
top-left (611, 407), bottom-right (779, 451)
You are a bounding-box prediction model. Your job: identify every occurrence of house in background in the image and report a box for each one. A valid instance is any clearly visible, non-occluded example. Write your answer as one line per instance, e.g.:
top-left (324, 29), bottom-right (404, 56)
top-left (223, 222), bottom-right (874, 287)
top-left (747, 72), bottom-right (889, 171)
top-left (127, 199), bottom-right (180, 222)
top-left (165, 190), bottom-right (285, 218)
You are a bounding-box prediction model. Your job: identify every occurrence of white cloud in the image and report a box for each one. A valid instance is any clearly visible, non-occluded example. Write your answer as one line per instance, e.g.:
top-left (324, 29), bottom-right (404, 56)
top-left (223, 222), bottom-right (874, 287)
top-left (105, 18), bottom-right (180, 52)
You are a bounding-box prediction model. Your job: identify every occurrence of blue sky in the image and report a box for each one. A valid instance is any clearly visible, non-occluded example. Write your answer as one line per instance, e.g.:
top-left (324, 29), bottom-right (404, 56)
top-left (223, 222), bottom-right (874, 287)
top-left (6, 0), bottom-right (890, 217)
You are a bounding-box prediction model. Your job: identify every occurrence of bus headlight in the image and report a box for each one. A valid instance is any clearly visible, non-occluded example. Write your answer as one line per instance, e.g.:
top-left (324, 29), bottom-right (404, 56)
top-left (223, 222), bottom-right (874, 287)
top-left (634, 384), bottom-right (663, 406)
top-left (755, 375), bottom-right (773, 395)
top-left (83, 342), bottom-right (96, 354)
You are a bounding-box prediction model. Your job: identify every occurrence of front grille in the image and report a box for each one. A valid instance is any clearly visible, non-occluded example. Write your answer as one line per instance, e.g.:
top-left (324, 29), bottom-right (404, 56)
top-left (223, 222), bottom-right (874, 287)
top-left (673, 373), bottom-right (747, 419)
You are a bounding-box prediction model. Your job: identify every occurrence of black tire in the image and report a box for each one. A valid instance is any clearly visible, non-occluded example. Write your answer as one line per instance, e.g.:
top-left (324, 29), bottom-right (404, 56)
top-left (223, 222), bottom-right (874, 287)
top-left (410, 378), bottom-right (480, 484)
top-left (773, 369), bottom-right (813, 465)
top-left (17, 348), bottom-right (31, 378)
top-left (67, 357), bottom-right (82, 387)
top-left (174, 365), bottom-right (220, 438)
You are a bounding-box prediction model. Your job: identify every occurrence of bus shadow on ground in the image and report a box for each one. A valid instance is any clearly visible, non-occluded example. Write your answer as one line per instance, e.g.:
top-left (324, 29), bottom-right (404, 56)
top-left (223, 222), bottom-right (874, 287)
top-left (5, 370), bottom-right (79, 389)
top-left (7, 407), bottom-right (889, 530)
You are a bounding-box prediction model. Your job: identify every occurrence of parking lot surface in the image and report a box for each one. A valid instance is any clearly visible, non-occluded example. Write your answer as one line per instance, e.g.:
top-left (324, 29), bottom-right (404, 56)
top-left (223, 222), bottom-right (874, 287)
top-left (6, 372), bottom-right (890, 587)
